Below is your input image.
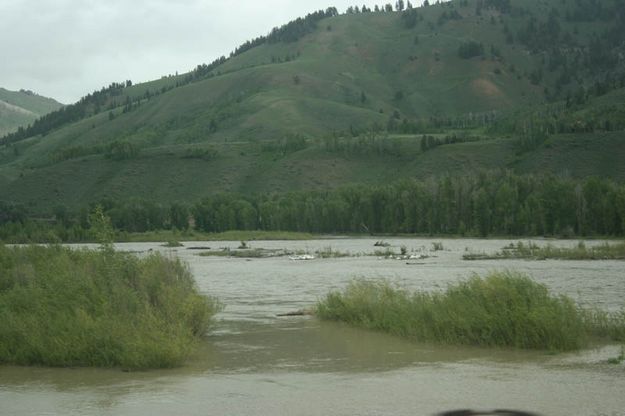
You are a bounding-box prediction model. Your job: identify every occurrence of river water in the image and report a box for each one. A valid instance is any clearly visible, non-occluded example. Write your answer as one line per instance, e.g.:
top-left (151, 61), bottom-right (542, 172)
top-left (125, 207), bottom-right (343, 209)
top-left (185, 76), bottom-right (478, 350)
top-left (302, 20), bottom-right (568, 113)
top-left (1, 238), bottom-right (624, 416)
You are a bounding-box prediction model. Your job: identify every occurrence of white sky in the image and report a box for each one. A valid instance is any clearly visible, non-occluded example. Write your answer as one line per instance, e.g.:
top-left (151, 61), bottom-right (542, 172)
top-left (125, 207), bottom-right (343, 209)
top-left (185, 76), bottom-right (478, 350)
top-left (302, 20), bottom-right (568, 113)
top-left (0, 0), bottom-right (426, 104)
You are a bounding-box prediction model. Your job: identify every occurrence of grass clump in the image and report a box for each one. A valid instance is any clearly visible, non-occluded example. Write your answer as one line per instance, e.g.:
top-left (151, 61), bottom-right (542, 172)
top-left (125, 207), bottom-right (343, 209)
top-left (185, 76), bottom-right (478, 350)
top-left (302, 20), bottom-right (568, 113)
top-left (581, 308), bottom-right (625, 342)
top-left (198, 246), bottom-right (356, 259)
top-left (314, 246), bottom-right (354, 258)
top-left (316, 271), bottom-right (625, 351)
top-left (162, 239), bottom-right (184, 247)
top-left (374, 247), bottom-right (398, 258)
top-left (0, 244), bottom-right (221, 369)
top-left (431, 242), bottom-right (444, 251)
top-left (464, 241), bottom-right (625, 261)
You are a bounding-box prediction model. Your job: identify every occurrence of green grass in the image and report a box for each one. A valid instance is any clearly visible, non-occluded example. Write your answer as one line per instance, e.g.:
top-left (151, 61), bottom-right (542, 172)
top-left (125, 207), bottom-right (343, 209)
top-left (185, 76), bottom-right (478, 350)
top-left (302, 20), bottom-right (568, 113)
top-left (513, 132), bottom-right (625, 180)
top-left (316, 271), bottom-right (625, 351)
top-left (0, 87), bottom-right (63, 115)
top-left (0, 87), bottom-right (63, 136)
top-left (0, 244), bottom-right (221, 369)
top-left (464, 241), bottom-right (625, 260)
top-left (314, 246), bottom-right (355, 258)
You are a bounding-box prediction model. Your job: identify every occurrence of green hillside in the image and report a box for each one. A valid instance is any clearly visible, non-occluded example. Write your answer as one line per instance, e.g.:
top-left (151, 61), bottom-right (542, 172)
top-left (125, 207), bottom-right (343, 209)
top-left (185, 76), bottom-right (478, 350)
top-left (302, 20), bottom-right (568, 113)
top-left (1, 0), bottom-right (624, 214)
top-left (0, 88), bottom-right (63, 136)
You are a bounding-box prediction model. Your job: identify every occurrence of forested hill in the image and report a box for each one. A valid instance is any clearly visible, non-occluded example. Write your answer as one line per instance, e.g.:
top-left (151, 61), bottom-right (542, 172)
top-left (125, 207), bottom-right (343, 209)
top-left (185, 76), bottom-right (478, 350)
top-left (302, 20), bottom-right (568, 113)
top-left (0, 88), bottom-right (63, 137)
top-left (1, 0), bottom-right (625, 217)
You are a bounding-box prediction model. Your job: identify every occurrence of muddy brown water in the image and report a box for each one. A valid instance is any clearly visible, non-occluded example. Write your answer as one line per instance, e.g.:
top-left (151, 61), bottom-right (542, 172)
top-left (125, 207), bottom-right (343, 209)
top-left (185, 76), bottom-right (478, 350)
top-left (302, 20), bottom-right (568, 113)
top-left (1, 238), bottom-right (624, 416)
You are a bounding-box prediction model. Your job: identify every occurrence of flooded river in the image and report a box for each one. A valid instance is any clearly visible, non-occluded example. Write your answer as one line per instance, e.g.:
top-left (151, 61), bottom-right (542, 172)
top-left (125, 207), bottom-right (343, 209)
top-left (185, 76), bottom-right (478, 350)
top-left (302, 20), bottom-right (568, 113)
top-left (1, 238), bottom-right (624, 416)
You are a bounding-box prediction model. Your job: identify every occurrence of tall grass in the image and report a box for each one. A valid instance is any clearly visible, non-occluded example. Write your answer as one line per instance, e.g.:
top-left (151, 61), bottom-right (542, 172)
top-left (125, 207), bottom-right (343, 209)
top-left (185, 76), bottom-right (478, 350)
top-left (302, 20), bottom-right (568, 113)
top-left (314, 246), bottom-right (354, 258)
top-left (316, 271), bottom-right (625, 351)
top-left (0, 244), bottom-right (221, 369)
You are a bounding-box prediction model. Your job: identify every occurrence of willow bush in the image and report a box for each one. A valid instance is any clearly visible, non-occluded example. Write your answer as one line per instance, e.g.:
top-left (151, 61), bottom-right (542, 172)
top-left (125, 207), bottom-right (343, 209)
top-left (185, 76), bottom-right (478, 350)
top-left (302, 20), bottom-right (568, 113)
top-left (0, 244), bottom-right (221, 369)
top-left (317, 271), bottom-right (624, 351)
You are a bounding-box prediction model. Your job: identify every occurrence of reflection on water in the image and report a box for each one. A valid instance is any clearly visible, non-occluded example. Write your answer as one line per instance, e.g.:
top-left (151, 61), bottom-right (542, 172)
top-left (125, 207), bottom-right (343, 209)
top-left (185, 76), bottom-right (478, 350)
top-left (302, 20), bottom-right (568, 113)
top-left (1, 238), bottom-right (624, 416)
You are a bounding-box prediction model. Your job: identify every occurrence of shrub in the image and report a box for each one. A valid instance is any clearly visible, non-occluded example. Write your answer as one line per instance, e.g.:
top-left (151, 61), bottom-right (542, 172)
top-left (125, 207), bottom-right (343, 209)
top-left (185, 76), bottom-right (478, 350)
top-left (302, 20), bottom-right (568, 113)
top-left (316, 271), bottom-right (624, 351)
top-left (0, 244), bottom-right (221, 369)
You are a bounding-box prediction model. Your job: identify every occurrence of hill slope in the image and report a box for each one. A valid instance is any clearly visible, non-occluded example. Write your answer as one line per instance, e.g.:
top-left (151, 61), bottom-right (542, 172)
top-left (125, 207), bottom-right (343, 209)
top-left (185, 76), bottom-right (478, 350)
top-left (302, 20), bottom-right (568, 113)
top-left (0, 88), bottom-right (63, 136)
top-left (1, 0), bottom-right (624, 213)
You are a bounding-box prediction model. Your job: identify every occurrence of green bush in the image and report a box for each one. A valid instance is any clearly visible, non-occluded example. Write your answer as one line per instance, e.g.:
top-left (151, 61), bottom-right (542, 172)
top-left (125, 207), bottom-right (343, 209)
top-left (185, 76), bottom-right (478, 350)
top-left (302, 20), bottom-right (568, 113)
top-left (316, 271), bottom-right (624, 351)
top-left (0, 244), bottom-right (221, 369)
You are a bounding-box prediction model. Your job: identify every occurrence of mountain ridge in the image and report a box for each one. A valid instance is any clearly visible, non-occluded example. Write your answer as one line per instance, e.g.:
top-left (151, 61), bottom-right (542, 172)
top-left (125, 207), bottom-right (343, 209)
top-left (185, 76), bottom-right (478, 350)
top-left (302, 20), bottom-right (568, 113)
top-left (1, 0), bottom-right (624, 213)
top-left (0, 87), bottom-right (63, 137)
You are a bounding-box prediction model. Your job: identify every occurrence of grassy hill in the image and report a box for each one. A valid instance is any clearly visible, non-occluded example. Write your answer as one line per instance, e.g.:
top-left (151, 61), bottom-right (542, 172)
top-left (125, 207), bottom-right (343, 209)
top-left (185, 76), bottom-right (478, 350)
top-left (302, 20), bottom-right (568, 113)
top-left (1, 0), bottom-right (624, 213)
top-left (0, 88), bottom-right (63, 136)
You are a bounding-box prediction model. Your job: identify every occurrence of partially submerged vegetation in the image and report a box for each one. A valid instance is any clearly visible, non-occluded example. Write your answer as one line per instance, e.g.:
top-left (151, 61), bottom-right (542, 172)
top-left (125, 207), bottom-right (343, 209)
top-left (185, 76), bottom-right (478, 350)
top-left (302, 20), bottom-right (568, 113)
top-left (0, 244), bottom-right (221, 369)
top-left (197, 243), bottom-right (438, 260)
top-left (162, 239), bottom-right (184, 247)
top-left (373, 244), bottom-right (435, 260)
top-left (314, 246), bottom-right (354, 258)
top-left (373, 247), bottom-right (430, 260)
top-left (431, 242), bottom-right (445, 251)
top-left (198, 245), bottom-right (356, 259)
top-left (464, 241), bottom-right (625, 261)
top-left (199, 247), bottom-right (291, 258)
top-left (316, 271), bottom-right (625, 351)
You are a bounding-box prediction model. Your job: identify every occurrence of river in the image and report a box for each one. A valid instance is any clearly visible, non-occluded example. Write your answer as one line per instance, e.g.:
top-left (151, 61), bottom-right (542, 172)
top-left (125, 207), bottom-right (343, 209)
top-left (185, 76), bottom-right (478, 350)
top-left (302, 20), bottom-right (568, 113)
top-left (1, 238), bottom-right (624, 416)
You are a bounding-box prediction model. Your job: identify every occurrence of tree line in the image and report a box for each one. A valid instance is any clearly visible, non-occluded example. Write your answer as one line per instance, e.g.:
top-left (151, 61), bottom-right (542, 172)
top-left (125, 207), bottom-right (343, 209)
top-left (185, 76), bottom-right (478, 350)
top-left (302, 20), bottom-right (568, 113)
top-left (189, 173), bottom-right (625, 237)
top-left (1, 172), bottom-right (624, 242)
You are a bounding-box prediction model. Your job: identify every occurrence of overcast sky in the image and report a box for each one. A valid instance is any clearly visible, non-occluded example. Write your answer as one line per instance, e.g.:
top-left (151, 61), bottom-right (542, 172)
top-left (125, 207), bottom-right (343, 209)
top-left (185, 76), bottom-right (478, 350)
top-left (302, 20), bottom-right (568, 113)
top-left (1, 0), bottom-right (426, 104)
